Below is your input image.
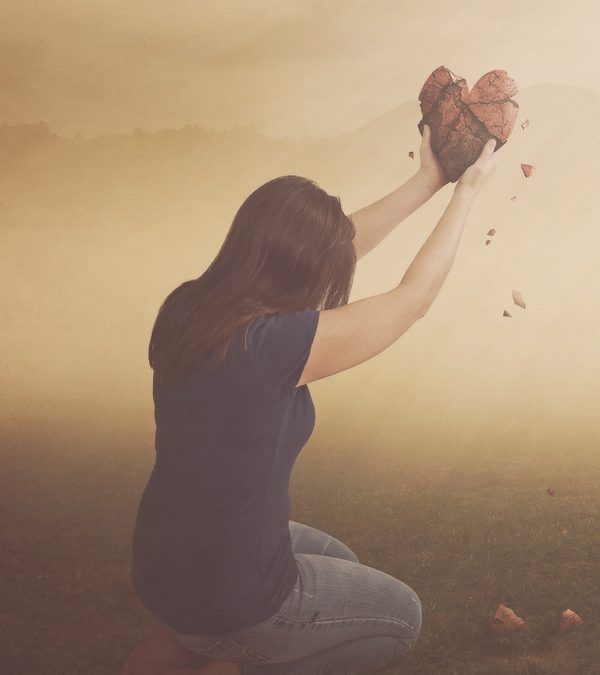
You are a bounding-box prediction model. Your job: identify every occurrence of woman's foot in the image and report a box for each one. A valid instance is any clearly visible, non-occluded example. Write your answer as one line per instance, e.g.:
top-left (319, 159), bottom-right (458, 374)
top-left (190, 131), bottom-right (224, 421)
top-left (120, 625), bottom-right (241, 675)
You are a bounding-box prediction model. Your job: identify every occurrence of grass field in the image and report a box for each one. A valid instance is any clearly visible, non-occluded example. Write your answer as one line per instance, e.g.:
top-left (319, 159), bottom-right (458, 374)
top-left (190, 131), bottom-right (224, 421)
top-left (2, 431), bottom-right (599, 674)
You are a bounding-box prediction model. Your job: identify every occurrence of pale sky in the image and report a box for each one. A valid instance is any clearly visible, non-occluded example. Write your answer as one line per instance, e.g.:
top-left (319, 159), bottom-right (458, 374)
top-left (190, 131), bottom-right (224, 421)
top-left (1, 0), bottom-right (599, 139)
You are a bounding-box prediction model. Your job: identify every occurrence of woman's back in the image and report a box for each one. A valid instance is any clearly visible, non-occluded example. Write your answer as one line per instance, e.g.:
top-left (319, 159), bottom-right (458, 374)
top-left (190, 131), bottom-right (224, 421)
top-left (131, 309), bottom-right (320, 636)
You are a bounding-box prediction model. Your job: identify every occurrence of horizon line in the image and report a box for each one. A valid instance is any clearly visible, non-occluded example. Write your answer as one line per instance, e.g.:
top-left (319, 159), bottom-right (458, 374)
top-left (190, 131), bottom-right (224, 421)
top-left (1, 80), bottom-right (597, 143)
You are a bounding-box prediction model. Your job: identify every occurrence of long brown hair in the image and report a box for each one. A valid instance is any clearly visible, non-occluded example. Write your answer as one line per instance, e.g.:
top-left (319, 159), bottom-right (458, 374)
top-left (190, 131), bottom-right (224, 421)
top-left (148, 175), bottom-right (356, 386)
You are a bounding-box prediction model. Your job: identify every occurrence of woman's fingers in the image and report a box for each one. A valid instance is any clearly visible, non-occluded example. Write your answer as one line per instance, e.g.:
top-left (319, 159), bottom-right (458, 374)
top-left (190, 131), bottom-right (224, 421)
top-left (487, 139), bottom-right (508, 172)
top-left (474, 138), bottom-right (499, 169)
top-left (422, 124), bottom-right (430, 146)
top-left (478, 138), bottom-right (496, 161)
top-left (423, 127), bottom-right (499, 163)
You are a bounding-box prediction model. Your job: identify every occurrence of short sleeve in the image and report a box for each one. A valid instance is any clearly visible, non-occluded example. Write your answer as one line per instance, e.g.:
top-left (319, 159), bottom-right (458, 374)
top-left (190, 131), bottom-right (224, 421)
top-left (247, 309), bottom-right (320, 399)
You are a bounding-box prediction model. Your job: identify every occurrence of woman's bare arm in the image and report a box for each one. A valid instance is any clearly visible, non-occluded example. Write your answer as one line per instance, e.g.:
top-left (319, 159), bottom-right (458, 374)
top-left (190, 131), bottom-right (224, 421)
top-left (297, 138), bottom-right (502, 387)
top-left (349, 170), bottom-right (442, 262)
top-left (348, 124), bottom-right (449, 262)
top-left (398, 184), bottom-right (475, 312)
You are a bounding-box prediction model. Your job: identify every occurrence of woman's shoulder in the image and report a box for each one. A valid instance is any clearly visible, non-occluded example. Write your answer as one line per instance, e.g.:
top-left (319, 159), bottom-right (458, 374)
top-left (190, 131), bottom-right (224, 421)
top-left (242, 309), bottom-right (320, 399)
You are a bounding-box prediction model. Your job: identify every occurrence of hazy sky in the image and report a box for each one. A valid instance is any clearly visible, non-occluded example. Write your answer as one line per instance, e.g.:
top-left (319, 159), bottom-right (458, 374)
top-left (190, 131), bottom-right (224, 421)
top-left (2, 0), bottom-right (599, 139)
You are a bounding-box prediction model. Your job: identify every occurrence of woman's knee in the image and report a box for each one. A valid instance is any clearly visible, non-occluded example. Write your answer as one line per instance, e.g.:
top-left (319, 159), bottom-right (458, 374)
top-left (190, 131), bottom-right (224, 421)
top-left (384, 579), bottom-right (422, 645)
top-left (407, 586), bottom-right (422, 637)
top-left (403, 585), bottom-right (422, 641)
top-left (386, 590), bottom-right (422, 668)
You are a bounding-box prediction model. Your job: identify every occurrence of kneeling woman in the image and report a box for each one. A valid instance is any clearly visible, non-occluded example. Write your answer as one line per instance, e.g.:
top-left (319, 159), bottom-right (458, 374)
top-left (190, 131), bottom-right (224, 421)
top-left (122, 126), bottom-right (501, 675)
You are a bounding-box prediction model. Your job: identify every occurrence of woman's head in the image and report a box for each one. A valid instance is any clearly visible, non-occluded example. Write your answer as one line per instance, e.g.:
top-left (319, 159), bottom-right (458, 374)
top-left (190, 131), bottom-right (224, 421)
top-left (149, 175), bottom-right (356, 385)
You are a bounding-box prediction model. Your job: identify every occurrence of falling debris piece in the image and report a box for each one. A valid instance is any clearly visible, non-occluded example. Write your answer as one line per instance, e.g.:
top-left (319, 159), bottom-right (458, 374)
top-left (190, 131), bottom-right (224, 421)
top-left (560, 528), bottom-right (568, 535)
top-left (417, 66), bottom-right (519, 182)
top-left (521, 163), bottom-right (535, 177)
top-left (408, 151), bottom-right (414, 159)
top-left (557, 609), bottom-right (583, 635)
top-left (521, 118), bottom-right (529, 130)
top-left (512, 289), bottom-right (526, 309)
top-left (503, 310), bottom-right (512, 317)
top-left (547, 487), bottom-right (556, 496)
top-left (487, 228), bottom-right (496, 236)
top-left (485, 239), bottom-right (491, 246)
top-left (511, 195), bottom-right (518, 201)
top-left (488, 603), bottom-right (528, 635)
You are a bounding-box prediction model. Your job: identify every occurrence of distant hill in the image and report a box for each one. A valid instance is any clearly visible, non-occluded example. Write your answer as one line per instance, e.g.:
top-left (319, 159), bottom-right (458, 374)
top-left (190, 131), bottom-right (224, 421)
top-left (1, 81), bottom-right (599, 224)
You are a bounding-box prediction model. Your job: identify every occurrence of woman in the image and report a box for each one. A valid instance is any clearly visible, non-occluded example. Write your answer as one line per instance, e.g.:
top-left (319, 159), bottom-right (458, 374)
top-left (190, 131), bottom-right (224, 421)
top-left (122, 125), bottom-right (503, 675)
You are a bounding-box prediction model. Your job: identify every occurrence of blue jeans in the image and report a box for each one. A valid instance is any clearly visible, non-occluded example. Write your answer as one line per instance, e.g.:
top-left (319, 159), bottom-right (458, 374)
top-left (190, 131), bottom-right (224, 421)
top-left (171, 520), bottom-right (422, 674)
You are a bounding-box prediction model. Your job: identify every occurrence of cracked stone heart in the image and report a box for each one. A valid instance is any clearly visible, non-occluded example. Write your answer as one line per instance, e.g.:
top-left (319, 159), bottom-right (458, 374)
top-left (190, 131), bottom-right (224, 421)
top-left (417, 66), bottom-right (519, 182)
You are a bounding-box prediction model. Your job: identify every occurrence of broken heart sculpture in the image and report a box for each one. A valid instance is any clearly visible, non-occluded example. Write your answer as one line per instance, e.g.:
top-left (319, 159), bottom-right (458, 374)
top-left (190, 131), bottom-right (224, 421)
top-left (417, 66), bottom-right (519, 182)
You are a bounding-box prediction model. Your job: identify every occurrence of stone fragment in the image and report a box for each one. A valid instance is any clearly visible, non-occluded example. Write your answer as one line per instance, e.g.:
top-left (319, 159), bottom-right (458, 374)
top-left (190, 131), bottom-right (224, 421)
top-left (512, 289), bottom-right (526, 309)
top-left (521, 163), bottom-right (535, 177)
top-left (557, 609), bottom-right (583, 635)
top-left (488, 603), bottom-right (528, 635)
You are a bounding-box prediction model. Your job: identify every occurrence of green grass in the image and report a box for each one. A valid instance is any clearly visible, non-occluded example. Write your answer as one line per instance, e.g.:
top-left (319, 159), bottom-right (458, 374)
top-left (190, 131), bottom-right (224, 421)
top-left (2, 436), bottom-right (599, 674)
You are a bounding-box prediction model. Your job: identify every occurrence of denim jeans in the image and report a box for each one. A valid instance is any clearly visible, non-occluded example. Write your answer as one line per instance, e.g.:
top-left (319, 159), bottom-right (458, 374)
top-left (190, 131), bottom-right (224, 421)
top-left (171, 520), bottom-right (422, 674)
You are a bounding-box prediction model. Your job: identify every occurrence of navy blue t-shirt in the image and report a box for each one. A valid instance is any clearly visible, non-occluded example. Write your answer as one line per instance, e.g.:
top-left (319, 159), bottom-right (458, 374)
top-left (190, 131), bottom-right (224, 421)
top-left (131, 309), bottom-right (320, 636)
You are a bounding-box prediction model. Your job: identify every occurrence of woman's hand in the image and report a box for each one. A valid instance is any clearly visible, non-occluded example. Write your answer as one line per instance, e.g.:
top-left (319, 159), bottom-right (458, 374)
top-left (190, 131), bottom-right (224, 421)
top-left (417, 124), bottom-right (449, 193)
top-left (455, 137), bottom-right (504, 196)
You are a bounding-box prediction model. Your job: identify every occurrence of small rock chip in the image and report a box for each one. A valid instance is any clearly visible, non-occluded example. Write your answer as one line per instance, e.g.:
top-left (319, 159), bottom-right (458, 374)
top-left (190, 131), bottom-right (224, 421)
top-left (511, 195), bottom-right (518, 201)
top-left (557, 609), bottom-right (583, 635)
top-left (487, 228), bottom-right (496, 236)
top-left (521, 163), bottom-right (535, 177)
top-left (521, 118), bottom-right (529, 130)
top-left (502, 310), bottom-right (512, 317)
top-left (512, 289), bottom-right (526, 309)
top-left (488, 603), bottom-right (528, 635)
top-left (485, 239), bottom-right (491, 245)
top-left (547, 487), bottom-right (556, 496)
top-left (408, 151), bottom-right (414, 159)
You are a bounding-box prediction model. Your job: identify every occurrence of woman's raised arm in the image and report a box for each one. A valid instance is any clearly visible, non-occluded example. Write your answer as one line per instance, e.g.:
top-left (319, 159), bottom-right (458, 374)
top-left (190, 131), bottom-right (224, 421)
top-left (297, 136), bottom-right (503, 388)
top-left (349, 125), bottom-right (448, 262)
